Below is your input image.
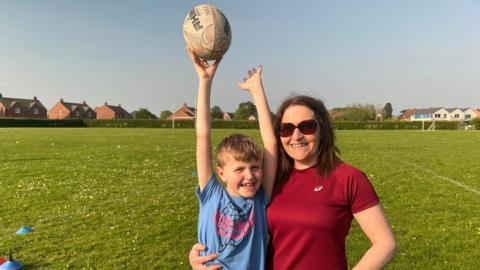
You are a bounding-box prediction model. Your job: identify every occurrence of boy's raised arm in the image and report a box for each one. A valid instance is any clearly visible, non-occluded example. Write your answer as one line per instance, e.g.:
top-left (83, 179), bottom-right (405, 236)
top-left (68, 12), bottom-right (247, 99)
top-left (187, 48), bottom-right (222, 191)
top-left (237, 66), bottom-right (277, 199)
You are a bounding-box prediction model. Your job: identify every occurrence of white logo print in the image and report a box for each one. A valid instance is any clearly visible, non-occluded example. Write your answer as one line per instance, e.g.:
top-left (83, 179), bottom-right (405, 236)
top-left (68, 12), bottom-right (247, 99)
top-left (314, 185), bottom-right (323, 192)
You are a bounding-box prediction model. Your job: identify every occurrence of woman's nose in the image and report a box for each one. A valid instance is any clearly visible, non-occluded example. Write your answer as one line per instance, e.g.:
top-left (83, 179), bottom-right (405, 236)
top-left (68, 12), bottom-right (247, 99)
top-left (291, 127), bottom-right (304, 139)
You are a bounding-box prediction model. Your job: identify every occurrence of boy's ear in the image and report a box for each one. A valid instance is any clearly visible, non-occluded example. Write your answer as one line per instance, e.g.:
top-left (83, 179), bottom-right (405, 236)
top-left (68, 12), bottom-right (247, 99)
top-left (216, 166), bottom-right (227, 183)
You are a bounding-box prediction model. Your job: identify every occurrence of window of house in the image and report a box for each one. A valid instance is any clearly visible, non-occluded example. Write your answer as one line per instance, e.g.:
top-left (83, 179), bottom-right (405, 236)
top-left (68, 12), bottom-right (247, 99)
top-left (444, 114), bottom-right (447, 118)
top-left (87, 112), bottom-right (92, 117)
top-left (15, 107), bottom-right (21, 114)
top-left (465, 114), bottom-right (471, 119)
top-left (454, 114), bottom-right (459, 118)
top-left (33, 108), bottom-right (39, 115)
top-left (76, 111), bottom-right (80, 117)
top-left (434, 114), bottom-right (441, 118)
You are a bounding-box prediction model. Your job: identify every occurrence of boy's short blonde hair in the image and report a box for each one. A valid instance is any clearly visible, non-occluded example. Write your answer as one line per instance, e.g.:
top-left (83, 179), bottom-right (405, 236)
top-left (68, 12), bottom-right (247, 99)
top-left (216, 134), bottom-right (261, 168)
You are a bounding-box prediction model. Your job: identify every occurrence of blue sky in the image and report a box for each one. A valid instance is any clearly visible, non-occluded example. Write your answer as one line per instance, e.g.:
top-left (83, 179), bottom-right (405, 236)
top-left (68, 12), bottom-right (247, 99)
top-left (0, 0), bottom-right (479, 115)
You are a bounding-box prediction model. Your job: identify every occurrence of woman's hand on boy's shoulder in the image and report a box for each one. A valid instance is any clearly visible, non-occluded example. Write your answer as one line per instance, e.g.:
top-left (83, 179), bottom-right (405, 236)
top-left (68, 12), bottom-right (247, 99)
top-left (188, 243), bottom-right (222, 270)
top-left (237, 65), bottom-right (263, 92)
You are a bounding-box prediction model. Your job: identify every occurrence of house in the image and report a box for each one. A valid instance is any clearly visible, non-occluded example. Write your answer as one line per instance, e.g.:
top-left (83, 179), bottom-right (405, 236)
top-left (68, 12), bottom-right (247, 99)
top-left (410, 108), bottom-right (443, 122)
top-left (168, 103), bottom-right (196, 120)
top-left (399, 109), bottom-right (416, 121)
top-left (0, 94), bottom-right (47, 119)
top-left (248, 112), bottom-right (258, 121)
top-left (223, 112), bottom-right (234, 120)
top-left (95, 102), bottom-right (132, 120)
top-left (48, 99), bottom-right (96, 120)
top-left (407, 107), bottom-right (478, 122)
top-left (439, 108), bottom-right (477, 122)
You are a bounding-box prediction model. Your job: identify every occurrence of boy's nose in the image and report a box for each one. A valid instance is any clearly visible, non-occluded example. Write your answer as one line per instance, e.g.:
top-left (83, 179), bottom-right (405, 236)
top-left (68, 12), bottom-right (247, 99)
top-left (244, 169), bottom-right (254, 179)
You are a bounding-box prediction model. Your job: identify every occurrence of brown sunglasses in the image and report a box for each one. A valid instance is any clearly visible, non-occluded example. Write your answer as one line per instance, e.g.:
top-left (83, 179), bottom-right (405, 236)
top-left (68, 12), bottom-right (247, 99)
top-left (280, 119), bottom-right (318, 137)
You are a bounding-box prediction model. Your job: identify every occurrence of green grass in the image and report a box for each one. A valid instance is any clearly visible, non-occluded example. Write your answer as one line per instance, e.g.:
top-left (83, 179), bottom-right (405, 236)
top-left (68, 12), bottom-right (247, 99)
top-left (0, 128), bottom-right (479, 269)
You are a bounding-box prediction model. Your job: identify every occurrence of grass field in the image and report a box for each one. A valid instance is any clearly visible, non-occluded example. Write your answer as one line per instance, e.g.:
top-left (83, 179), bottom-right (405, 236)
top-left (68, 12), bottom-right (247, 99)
top-left (0, 128), bottom-right (479, 269)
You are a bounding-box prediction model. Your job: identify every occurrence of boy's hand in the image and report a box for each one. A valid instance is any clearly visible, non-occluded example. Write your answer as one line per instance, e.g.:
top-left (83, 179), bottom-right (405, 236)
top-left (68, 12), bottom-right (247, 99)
top-left (237, 65), bottom-right (263, 92)
top-left (187, 47), bottom-right (222, 81)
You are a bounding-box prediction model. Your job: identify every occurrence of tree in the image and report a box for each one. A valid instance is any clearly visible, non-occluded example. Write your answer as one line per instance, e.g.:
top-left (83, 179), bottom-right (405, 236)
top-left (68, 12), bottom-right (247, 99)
top-left (210, 105), bottom-right (223, 120)
top-left (383, 103), bottom-right (393, 120)
top-left (330, 104), bottom-right (376, 121)
top-left (159, 110), bottom-right (172, 120)
top-left (134, 108), bottom-right (157, 119)
top-left (234, 101), bottom-right (256, 120)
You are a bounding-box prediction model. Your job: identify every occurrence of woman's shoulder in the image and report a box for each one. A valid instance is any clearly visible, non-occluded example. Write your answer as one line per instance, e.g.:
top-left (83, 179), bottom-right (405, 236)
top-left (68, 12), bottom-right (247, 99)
top-left (332, 162), bottom-right (367, 180)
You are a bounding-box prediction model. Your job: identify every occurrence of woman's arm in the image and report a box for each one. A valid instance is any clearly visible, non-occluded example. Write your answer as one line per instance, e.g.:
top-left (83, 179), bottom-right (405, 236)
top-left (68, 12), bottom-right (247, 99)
top-left (352, 204), bottom-right (397, 270)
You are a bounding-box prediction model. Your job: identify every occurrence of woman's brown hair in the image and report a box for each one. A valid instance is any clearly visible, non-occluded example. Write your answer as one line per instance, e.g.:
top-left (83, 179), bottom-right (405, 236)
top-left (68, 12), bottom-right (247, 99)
top-left (274, 95), bottom-right (341, 184)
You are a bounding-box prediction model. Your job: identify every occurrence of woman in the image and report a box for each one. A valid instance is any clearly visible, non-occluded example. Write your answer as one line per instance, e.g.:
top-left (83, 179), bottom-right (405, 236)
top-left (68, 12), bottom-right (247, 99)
top-left (190, 95), bottom-right (396, 270)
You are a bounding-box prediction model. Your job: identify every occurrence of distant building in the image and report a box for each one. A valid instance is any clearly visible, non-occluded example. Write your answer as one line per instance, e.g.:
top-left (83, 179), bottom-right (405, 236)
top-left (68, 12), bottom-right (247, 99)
top-left (48, 99), bottom-right (96, 119)
top-left (168, 103), bottom-right (196, 120)
top-left (95, 102), bottom-right (132, 120)
top-left (223, 112), bottom-right (234, 120)
top-left (248, 112), bottom-right (258, 121)
top-left (0, 94), bottom-right (47, 119)
top-left (403, 107), bottom-right (478, 122)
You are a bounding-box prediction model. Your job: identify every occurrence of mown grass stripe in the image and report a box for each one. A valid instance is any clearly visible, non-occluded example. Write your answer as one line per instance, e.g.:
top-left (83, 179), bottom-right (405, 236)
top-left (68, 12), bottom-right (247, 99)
top-left (406, 162), bottom-right (480, 197)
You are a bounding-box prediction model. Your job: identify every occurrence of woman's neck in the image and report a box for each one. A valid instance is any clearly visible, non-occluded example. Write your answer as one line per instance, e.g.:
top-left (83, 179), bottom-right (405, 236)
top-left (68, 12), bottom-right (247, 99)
top-left (293, 160), bottom-right (318, 170)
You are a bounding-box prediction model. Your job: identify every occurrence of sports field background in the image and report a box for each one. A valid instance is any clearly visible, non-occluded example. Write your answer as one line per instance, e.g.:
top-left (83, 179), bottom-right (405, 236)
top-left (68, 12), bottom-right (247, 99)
top-left (0, 128), bottom-right (479, 269)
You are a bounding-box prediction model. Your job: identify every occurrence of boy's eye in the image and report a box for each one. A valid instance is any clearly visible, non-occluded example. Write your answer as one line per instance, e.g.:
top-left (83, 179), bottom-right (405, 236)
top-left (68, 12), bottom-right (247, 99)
top-left (251, 166), bottom-right (260, 172)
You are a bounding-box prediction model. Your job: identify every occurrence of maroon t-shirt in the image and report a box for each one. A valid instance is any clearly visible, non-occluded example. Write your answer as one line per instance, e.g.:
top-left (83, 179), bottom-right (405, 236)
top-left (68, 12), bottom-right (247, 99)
top-left (266, 163), bottom-right (380, 270)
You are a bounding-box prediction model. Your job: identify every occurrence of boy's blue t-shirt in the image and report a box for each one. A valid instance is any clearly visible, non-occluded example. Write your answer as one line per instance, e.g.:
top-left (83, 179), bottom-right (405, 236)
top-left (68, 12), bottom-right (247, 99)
top-left (196, 174), bottom-right (268, 270)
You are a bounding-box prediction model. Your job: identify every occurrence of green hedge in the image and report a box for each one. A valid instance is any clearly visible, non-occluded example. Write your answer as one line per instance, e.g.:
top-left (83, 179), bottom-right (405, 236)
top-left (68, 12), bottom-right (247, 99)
top-left (83, 120), bottom-right (259, 129)
top-left (0, 118), bottom-right (462, 130)
top-left (471, 118), bottom-right (480, 126)
top-left (83, 119), bottom-right (194, 128)
top-left (0, 118), bottom-right (85, 127)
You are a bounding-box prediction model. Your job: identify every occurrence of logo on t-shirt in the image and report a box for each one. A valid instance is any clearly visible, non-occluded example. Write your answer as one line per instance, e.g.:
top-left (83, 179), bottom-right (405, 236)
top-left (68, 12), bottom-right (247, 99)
top-left (214, 202), bottom-right (254, 252)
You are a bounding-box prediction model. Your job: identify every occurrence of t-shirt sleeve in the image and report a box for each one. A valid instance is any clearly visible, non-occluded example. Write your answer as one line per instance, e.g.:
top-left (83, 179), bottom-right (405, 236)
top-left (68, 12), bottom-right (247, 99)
top-left (347, 170), bottom-right (380, 214)
top-left (196, 174), bottom-right (221, 205)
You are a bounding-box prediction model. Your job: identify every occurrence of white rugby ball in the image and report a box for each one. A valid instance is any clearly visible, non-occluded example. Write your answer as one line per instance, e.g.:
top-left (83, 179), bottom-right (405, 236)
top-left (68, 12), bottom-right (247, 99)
top-left (183, 4), bottom-right (232, 61)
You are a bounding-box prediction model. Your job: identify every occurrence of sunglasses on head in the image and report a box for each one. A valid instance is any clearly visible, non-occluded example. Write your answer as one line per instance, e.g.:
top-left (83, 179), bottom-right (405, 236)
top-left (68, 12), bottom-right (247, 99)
top-left (280, 119), bottom-right (318, 137)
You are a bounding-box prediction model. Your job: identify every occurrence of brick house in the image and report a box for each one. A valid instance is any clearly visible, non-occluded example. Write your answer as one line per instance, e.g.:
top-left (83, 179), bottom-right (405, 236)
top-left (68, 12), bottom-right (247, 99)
top-left (48, 99), bottom-right (96, 120)
top-left (95, 102), bottom-right (132, 120)
top-left (167, 103), bottom-right (196, 120)
top-left (0, 94), bottom-right (47, 119)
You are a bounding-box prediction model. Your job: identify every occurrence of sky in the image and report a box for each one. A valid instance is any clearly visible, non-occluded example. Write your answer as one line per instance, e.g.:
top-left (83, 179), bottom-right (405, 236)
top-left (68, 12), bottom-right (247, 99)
top-left (0, 0), bottom-right (479, 115)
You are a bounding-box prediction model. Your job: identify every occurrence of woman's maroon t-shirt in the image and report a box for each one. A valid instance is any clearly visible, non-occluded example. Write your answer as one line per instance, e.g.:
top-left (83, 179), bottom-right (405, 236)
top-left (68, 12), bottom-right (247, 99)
top-left (266, 163), bottom-right (380, 270)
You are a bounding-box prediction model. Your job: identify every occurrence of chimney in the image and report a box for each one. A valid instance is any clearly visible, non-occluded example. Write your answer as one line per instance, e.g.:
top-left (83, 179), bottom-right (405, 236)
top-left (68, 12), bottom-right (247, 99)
top-left (33, 96), bottom-right (37, 101)
top-left (0, 93), bottom-right (2, 98)
top-left (60, 98), bottom-right (64, 103)
top-left (118, 104), bottom-right (122, 108)
top-left (104, 102), bottom-right (108, 106)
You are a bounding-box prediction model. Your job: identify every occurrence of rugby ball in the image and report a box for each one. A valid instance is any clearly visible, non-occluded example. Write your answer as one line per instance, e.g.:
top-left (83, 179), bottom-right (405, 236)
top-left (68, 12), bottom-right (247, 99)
top-left (183, 4), bottom-right (232, 60)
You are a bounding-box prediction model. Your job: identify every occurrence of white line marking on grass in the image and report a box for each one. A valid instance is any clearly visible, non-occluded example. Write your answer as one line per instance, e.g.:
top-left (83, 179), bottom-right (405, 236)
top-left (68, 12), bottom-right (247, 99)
top-left (407, 162), bottom-right (480, 197)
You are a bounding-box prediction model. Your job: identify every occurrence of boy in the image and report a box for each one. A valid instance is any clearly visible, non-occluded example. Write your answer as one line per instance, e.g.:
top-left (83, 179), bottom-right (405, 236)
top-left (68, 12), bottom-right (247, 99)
top-left (187, 48), bottom-right (277, 269)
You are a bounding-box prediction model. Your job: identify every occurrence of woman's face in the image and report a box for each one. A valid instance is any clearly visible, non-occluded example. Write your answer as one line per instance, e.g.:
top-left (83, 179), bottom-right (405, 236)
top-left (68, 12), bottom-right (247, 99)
top-left (280, 105), bottom-right (320, 169)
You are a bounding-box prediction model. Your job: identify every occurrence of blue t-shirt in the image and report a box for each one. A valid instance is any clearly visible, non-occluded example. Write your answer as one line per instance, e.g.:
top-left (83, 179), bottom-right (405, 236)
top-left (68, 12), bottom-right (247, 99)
top-left (196, 174), bottom-right (268, 270)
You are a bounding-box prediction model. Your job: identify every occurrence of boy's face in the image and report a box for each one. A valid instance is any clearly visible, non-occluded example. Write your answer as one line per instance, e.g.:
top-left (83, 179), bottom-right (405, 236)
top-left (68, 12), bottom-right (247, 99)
top-left (217, 156), bottom-right (262, 199)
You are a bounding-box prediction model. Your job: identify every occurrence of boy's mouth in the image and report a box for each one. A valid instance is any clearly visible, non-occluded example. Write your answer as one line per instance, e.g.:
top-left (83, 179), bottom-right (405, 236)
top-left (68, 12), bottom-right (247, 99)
top-left (240, 181), bottom-right (256, 188)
